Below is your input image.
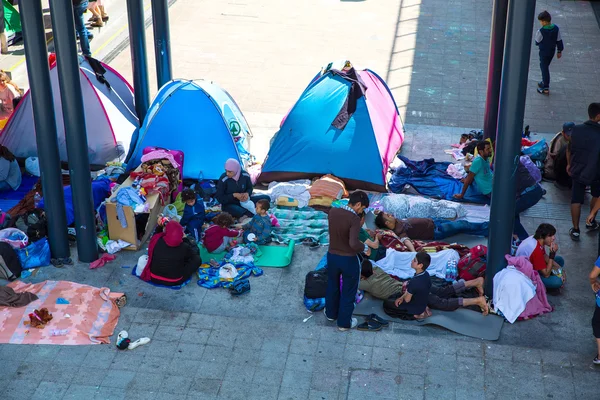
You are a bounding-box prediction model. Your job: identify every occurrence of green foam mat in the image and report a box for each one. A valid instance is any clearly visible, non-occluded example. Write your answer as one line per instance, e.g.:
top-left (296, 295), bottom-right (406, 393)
top-left (354, 295), bottom-right (503, 341)
top-left (198, 240), bottom-right (295, 268)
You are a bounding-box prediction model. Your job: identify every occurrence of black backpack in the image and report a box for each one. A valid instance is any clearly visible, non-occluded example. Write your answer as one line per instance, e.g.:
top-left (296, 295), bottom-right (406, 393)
top-left (304, 269), bottom-right (328, 299)
top-left (14, 209), bottom-right (48, 242)
top-left (0, 242), bottom-right (22, 281)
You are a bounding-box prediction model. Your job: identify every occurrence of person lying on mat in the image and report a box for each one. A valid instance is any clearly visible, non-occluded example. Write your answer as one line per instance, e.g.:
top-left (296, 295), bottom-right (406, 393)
top-left (142, 221), bottom-right (201, 286)
top-left (359, 257), bottom-right (489, 315)
top-left (515, 223), bottom-right (565, 290)
top-left (0, 145), bottom-right (21, 192)
top-left (374, 212), bottom-right (489, 248)
top-left (358, 212), bottom-right (385, 261)
top-left (180, 189), bottom-right (206, 240)
top-left (216, 158), bottom-right (271, 220)
top-left (454, 140), bottom-right (493, 200)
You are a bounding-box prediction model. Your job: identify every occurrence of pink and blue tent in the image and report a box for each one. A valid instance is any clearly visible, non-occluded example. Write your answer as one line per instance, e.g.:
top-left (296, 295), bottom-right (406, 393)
top-left (258, 64), bottom-right (404, 192)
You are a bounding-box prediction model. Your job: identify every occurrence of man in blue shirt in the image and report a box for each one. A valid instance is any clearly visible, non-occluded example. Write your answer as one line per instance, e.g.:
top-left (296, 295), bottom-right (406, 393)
top-left (535, 10), bottom-right (564, 95)
top-left (454, 141), bottom-right (493, 200)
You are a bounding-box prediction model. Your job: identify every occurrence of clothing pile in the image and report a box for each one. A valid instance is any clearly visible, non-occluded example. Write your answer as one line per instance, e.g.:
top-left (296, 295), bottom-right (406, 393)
top-left (267, 180), bottom-right (311, 208)
top-left (308, 174), bottom-right (348, 208)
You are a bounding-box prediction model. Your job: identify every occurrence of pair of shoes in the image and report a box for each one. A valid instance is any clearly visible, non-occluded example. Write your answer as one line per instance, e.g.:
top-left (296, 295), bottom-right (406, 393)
top-left (338, 317), bottom-right (358, 331)
top-left (586, 220), bottom-right (600, 231)
top-left (593, 356), bottom-right (600, 365)
top-left (357, 314), bottom-right (390, 331)
top-left (323, 308), bottom-right (335, 322)
top-left (537, 87), bottom-right (549, 95)
top-left (90, 20), bottom-right (104, 27)
top-left (569, 228), bottom-right (580, 241)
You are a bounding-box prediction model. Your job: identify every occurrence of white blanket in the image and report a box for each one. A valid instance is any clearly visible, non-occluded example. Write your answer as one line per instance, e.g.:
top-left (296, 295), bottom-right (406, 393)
top-left (373, 248), bottom-right (460, 280)
top-left (492, 266), bottom-right (536, 324)
top-left (267, 180), bottom-right (311, 208)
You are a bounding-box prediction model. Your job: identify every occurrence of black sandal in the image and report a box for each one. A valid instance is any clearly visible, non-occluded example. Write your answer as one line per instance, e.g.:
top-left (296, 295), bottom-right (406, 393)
top-left (367, 313), bottom-right (389, 327)
top-left (357, 320), bottom-right (383, 331)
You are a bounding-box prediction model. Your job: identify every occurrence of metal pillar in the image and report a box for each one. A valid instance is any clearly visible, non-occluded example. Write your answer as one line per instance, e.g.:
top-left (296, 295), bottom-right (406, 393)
top-left (151, 0), bottom-right (173, 88)
top-left (49, 0), bottom-right (98, 263)
top-left (127, 0), bottom-right (150, 123)
top-left (19, 0), bottom-right (70, 259)
top-left (483, 0), bottom-right (509, 140)
top-left (486, 0), bottom-right (537, 296)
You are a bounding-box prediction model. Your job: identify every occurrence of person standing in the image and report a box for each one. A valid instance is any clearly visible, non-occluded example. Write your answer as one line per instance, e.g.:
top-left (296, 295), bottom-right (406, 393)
top-left (567, 103), bottom-right (600, 240)
top-left (324, 191), bottom-right (370, 331)
top-left (534, 10), bottom-right (564, 95)
top-left (72, 0), bottom-right (92, 57)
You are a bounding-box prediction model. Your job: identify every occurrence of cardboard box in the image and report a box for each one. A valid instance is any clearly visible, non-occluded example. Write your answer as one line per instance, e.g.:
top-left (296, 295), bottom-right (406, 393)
top-left (106, 171), bottom-right (165, 251)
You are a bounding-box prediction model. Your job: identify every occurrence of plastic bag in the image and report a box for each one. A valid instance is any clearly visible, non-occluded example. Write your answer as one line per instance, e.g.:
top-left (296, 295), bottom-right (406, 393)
top-left (135, 255), bottom-right (148, 277)
top-left (0, 228), bottom-right (29, 249)
top-left (16, 237), bottom-right (51, 269)
top-left (25, 157), bottom-right (41, 177)
top-left (164, 204), bottom-right (181, 222)
top-left (522, 139), bottom-right (548, 162)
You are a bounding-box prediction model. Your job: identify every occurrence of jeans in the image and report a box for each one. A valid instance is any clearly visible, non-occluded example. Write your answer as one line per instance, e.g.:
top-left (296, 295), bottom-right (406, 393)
top-left (539, 54), bottom-right (554, 89)
top-left (428, 280), bottom-right (466, 311)
top-left (540, 256), bottom-right (564, 290)
top-left (325, 252), bottom-right (360, 328)
top-left (433, 219), bottom-right (489, 240)
top-left (514, 184), bottom-right (544, 240)
top-left (222, 194), bottom-right (270, 218)
top-left (74, 0), bottom-right (91, 56)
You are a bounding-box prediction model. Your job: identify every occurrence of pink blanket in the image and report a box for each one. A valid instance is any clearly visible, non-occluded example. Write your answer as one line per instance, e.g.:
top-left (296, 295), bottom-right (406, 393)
top-left (0, 280), bottom-right (122, 345)
top-left (505, 255), bottom-right (553, 319)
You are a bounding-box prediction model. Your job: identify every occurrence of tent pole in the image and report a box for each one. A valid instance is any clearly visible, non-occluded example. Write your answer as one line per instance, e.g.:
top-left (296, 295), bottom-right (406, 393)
top-left (48, 0), bottom-right (98, 263)
top-left (19, 0), bottom-right (70, 260)
top-left (151, 0), bottom-right (172, 89)
top-left (127, 0), bottom-right (150, 123)
top-left (485, 0), bottom-right (537, 296)
top-left (483, 0), bottom-right (509, 140)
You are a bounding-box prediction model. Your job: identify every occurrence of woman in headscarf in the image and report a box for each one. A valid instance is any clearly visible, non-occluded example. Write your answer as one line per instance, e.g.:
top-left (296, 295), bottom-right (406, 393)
top-left (0, 145), bottom-right (21, 192)
top-left (216, 158), bottom-right (270, 219)
top-left (141, 221), bottom-right (201, 286)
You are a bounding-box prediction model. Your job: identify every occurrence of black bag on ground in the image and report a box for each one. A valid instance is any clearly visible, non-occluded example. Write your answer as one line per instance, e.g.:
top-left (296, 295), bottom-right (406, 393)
top-left (0, 242), bottom-right (22, 281)
top-left (383, 295), bottom-right (416, 321)
top-left (13, 209), bottom-right (47, 242)
top-left (304, 269), bottom-right (328, 299)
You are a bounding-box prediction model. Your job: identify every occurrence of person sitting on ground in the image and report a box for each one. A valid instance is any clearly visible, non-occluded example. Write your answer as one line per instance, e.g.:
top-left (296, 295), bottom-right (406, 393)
top-left (515, 223), bottom-right (565, 290)
top-left (0, 145), bottom-right (21, 192)
top-left (0, 71), bottom-right (20, 121)
top-left (387, 252), bottom-right (432, 319)
top-left (358, 212), bottom-right (385, 261)
top-left (360, 258), bottom-right (489, 315)
top-left (454, 140), bottom-right (493, 200)
top-left (203, 212), bottom-right (241, 253)
top-left (143, 221), bottom-right (201, 286)
top-left (180, 189), bottom-right (205, 240)
top-left (374, 212), bottom-right (489, 251)
top-left (216, 158), bottom-right (270, 220)
top-left (242, 199), bottom-right (272, 245)
top-left (544, 122), bottom-right (573, 181)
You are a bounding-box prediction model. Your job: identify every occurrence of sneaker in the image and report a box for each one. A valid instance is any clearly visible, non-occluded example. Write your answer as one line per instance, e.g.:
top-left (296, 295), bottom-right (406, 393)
top-left (323, 308), bottom-right (335, 322)
top-left (569, 228), bottom-right (580, 241)
top-left (586, 220), bottom-right (599, 231)
top-left (338, 318), bottom-right (358, 331)
top-left (537, 87), bottom-right (549, 95)
top-left (537, 81), bottom-right (544, 89)
top-left (593, 356), bottom-right (600, 365)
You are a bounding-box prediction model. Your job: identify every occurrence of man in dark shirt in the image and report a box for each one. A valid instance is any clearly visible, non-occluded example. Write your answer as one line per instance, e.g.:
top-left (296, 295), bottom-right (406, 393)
top-left (567, 103), bottom-right (600, 241)
top-left (390, 252), bottom-right (432, 319)
top-left (325, 191), bottom-right (370, 331)
top-left (374, 212), bottom-right (489, 250)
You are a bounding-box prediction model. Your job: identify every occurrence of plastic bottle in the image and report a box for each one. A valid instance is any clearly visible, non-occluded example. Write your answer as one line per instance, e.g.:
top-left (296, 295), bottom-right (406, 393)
top-left (50, 329), bottom-right (69, 336)
top-left (33, 192), bottom-right (42, 208)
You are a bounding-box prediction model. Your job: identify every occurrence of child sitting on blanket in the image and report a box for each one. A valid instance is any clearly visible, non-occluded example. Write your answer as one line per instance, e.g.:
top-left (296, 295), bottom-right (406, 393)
top-left (390, 252), bottom-right (432, 319)
top-left (180, 189), bottom-right (205, 240)
top-left (203, 212), bottom-right (241, 253)
top-left (243, 199), bottom-right (272, 245)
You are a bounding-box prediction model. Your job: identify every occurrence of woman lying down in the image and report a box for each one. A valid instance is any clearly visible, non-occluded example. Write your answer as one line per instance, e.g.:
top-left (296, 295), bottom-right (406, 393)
top-left (359, 250), bottom-right (489, 320)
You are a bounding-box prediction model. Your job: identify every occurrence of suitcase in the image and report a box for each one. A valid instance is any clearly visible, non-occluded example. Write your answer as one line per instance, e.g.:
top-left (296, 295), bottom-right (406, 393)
top-left (142, 146), bottom-right (184, 200)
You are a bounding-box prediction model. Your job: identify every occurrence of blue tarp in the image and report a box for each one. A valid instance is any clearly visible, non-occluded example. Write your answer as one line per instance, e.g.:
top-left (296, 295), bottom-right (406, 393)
top-left (388, 156), bottom-right (490, 204)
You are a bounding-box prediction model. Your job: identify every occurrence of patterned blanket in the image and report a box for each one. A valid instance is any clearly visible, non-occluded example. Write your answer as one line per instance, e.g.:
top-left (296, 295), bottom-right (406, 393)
top-left (271, 207), bottom-right (329, 244)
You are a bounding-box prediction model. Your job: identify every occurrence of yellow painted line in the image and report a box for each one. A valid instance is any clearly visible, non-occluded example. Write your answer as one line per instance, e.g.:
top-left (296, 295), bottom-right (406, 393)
top-left (7, 2), bottom-right (152, 71)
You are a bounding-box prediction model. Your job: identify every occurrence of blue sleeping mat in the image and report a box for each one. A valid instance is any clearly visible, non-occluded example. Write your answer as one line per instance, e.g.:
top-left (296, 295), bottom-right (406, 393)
top-left (0, 174), bottom-right (38, 212)
top-left (388, 156), bottom-right (490, 204)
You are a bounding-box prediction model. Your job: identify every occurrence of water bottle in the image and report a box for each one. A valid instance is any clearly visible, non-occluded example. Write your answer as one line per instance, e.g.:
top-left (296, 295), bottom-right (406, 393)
top-left (33, 192), bottom-right (42, 208)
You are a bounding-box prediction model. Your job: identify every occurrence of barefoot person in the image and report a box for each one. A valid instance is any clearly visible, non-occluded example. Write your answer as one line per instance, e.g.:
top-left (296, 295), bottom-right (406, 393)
top-left (325, 191), bottom-right (370, 331)
top-left (390, 252), bottom-right (432, 320)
